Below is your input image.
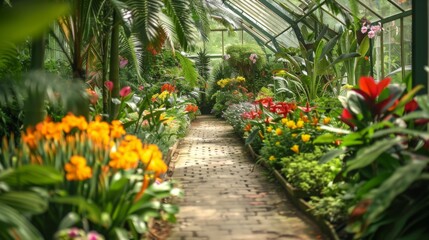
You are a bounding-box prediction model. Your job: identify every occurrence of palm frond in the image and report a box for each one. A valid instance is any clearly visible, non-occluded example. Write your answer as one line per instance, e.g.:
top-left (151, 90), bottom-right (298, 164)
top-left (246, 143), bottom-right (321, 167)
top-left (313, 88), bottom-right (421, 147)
top-left (163, 0), bottom-right (197, 51)
top-left (128, 0), bottom-right (163, 44)
top-left (176, 52), bottom-right (198, 87)
top-left (189, 0), bottom-right (210, 41)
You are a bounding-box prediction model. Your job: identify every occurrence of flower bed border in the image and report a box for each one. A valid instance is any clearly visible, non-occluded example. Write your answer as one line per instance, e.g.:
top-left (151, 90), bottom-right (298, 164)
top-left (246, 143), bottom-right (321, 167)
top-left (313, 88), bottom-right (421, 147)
top-left (246, 144), bottom-right (340, 240)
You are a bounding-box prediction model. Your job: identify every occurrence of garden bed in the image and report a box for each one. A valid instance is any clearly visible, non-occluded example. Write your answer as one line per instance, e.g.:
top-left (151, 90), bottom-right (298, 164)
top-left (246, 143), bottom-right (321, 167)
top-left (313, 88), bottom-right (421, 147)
top-left (246, 144), bottom-right (340, 240)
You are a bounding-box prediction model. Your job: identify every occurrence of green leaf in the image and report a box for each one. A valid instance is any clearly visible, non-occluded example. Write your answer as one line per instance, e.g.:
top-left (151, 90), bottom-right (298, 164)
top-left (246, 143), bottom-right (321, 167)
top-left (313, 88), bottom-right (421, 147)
top-left (176, 52), bottom-right (198, 87)
top-left (313, 133), bottom-right (337, 144)
top-left (346, 137), bottom-right (403, 172)
top-left (365, 160), bottom-right (428, 223)
top-left (0, 2), bottom-right (69, 47)
top-left (372, 128), bottom-right (429, 139)
top-left (401, 111), bottom-right (429, 121)
top-left (319, 148), bottom-right (346, 164)
top-left (51, 197), bottom-right (101, 223)
top-left (161, 204), bottom-right (179, 214)
top-left (128, 215), bottom-right (147, 234)
top-left (0, 191), bottom-right (47, 214)
top-left (245, 128), bottom-right (260, 145)
top-left (358, 36), bottom-right (370, 56)
top-left (0, 165), bottom-right (63, 187)
top-left (330, 52), bottom-right (361, 67)
top-left (58, 212), bottom-right (80, 230)
top-left (0, 203), bottom-right (43, 240)
top-left (114, 227), bottom-right (130, 240)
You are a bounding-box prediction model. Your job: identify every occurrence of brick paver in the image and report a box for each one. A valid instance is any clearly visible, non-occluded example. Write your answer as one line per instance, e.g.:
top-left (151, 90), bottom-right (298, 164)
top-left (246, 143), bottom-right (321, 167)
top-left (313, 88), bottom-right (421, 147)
top-left (169, 115), bottom-right (324, 240)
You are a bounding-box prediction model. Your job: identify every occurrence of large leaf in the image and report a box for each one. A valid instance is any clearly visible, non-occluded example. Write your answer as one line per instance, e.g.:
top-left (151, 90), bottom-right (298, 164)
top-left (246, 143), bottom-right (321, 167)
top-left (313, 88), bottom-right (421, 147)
top-left (0, 165), bottom-right (63, 187)
top-left (0, 203), bottom-right (43, 240)
top-left (0, 2), bottom-right (69, 47)
top-left (319, 148), bottom-right (346, 164)
top-left (176, 52), bottom-right (198, 87)
top-left (364, 160), bottom-right (428, 224)
top-left (346, 137), bottom-right (403, 172)
top-left (0, 191), bottom-right (48, 214)
top-left (358, 36), bottom-right (370, 56)
top-left (51, 197), bottom-right (101, 223)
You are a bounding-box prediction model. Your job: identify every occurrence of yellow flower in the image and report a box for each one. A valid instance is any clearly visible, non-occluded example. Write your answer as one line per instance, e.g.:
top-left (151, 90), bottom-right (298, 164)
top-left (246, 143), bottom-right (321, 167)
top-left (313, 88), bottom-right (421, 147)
top-left (269, 155), bottom-right (276, 161)
top-left (158, 91), bottom-right (169, 101)
top-left (139, 144), bottom-right (163, 165)
top-left (286, 120), bottom-right (296, 129)
top-left (266, 126), bottom-right (273, 133)
top-left (217, 78), bottom-right (230, 88)
top-left (275, 141), bottom-right (281, 146)
top-left (61, 114), bottom-right (88, 133)
top-left (323, 117), bottom-right (331, 125)
top-left (296, 120), bottom-right (304, 128)
top-left (275, 128), bottom-right (283, 135)
top-left (290, 145), bottom-right (299, 154)
top-left (236, 76), bottom-right (246, 82)
top-left (292, 133), bottom-right (297, 138)
top-left (64, 156), bottom-right (92, 181)
top-left (281, 118), bottom-right (288, 125)
top-left (301, 134), bottom-right (311, 142)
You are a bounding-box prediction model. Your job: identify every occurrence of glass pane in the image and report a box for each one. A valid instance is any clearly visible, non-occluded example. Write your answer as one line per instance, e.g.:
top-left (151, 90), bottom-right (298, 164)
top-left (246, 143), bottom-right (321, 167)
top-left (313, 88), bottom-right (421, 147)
top-left (274, 0), bottom-right (305, 17)
top-left (382, 19), bottom-right (402, 82)
top-left (224, 30), bottom-right (242, 51)
top-left (391, 0), bottom-right (411, 11)
top-left (205, 31), bottom-right (224, 55)
top-left (276, 28), bottom-right (299, 48)
top-left (359, 0), bottom-right (401, 18)
top-left (403, 16), bottom-right (412, 70)
top-left (336, 0), bottom-right (380, 22)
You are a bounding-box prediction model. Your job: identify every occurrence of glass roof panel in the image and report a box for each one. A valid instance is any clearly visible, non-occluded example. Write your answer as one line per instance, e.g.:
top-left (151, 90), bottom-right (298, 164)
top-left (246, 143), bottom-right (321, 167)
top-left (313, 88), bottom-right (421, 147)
top-left (359, 0), bottom-right (401, 18)
top-left (335, 0), bottom-right (380, 22)
top-left (241, 23), bottom-right (271, 43)
top-left (275, 28), bottom-right (299, 48)
top-left (273, 0), bottom-right (305, 16)
top-left (228, 0), bottom-right (291, 37)
top-left (391, 0), bottom-right (411, 11)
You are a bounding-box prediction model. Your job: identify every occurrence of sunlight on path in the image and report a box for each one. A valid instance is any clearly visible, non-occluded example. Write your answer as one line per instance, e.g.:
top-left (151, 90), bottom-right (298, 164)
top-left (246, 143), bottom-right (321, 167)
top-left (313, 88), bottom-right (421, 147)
top-left (169, 115), bottom-right (324, 240)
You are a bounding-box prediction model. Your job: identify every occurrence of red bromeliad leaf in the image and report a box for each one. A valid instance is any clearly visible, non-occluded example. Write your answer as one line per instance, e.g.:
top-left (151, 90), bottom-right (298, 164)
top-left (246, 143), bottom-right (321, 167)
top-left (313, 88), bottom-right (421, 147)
top-left (405, 99), bottom-right (419, 113)
top-left (357, 76), bottom-right (391, 101)
top-left (340, 108), bottom-right (355, 128)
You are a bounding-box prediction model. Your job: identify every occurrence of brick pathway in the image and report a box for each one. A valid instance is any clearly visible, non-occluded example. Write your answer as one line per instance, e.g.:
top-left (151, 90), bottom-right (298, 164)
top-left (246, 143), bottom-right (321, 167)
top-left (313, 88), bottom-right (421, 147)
top-left (168, 115), bottom-right (324, 240)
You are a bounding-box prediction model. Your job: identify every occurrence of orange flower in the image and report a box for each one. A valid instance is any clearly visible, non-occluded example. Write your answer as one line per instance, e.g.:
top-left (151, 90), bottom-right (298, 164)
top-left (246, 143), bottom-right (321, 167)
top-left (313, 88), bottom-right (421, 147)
top-left (323, 117), bottom-right (331, 125)
top-left (244, 123), bottom-right (252, 132)
top-left (275, 128), bottom-right (283, 135)
top-left (64, 155), bottom-right (92, 181)
top-left (61, 114), bottom-right (88, 133)
top-left (110, 120), bottom-right (126, 138)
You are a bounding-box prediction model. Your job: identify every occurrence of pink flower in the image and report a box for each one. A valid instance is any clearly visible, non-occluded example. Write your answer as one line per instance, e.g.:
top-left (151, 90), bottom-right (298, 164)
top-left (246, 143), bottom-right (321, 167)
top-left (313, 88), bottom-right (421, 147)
top-left (119, 86), bottom-right (131, 97)
top-left (361, 25), bottom-right (368, 34)
top-left (104, 81), bottom-right (113, 91)
top-left (249, 53), bottom-right (258, 64)
top-left (87, 231), bottom-right (102, 240)
top-left (370, 23), bottom-right (382, 33)
top-left (138, 85), bottom-right (144, 91)
top-left (367, 30), bottom-right (375, 38)
top-left (119, 57), bottom-right (128, 68)
top-left (68, 228), bottom-right (80, 238)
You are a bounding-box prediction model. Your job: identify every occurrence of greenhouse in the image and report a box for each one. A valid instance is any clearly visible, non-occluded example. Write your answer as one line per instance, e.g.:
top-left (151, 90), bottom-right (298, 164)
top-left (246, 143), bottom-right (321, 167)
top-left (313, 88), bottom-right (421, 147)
top-left (0, 0), bottom-right (428, 239)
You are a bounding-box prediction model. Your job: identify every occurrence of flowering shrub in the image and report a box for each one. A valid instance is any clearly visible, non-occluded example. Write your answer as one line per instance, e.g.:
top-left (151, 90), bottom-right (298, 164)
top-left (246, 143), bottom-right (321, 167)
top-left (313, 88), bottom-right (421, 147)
top-left (212, 76), bottom-right (253, 117)
top-left (2, 114), bottom-right (181, 239)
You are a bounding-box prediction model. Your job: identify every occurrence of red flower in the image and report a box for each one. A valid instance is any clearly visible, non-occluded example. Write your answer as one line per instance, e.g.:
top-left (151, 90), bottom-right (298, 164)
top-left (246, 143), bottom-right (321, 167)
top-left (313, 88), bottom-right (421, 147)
top-left (298, 102), bottom-right (316, 113)
top-left (255, 97), bottom-right (274, 108)
top-left (242, 110), bottom-right (262, 120)
top-left (119, 86), bottom-right (131, 98)
top-left (105, 81), bottom-right (113, 91)
top-left (404, 99), bottom-right (418, 113)
top-left (161, 83), bottom-right (175, 93)
top-left (185, 104), bottom-right (198, 113)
